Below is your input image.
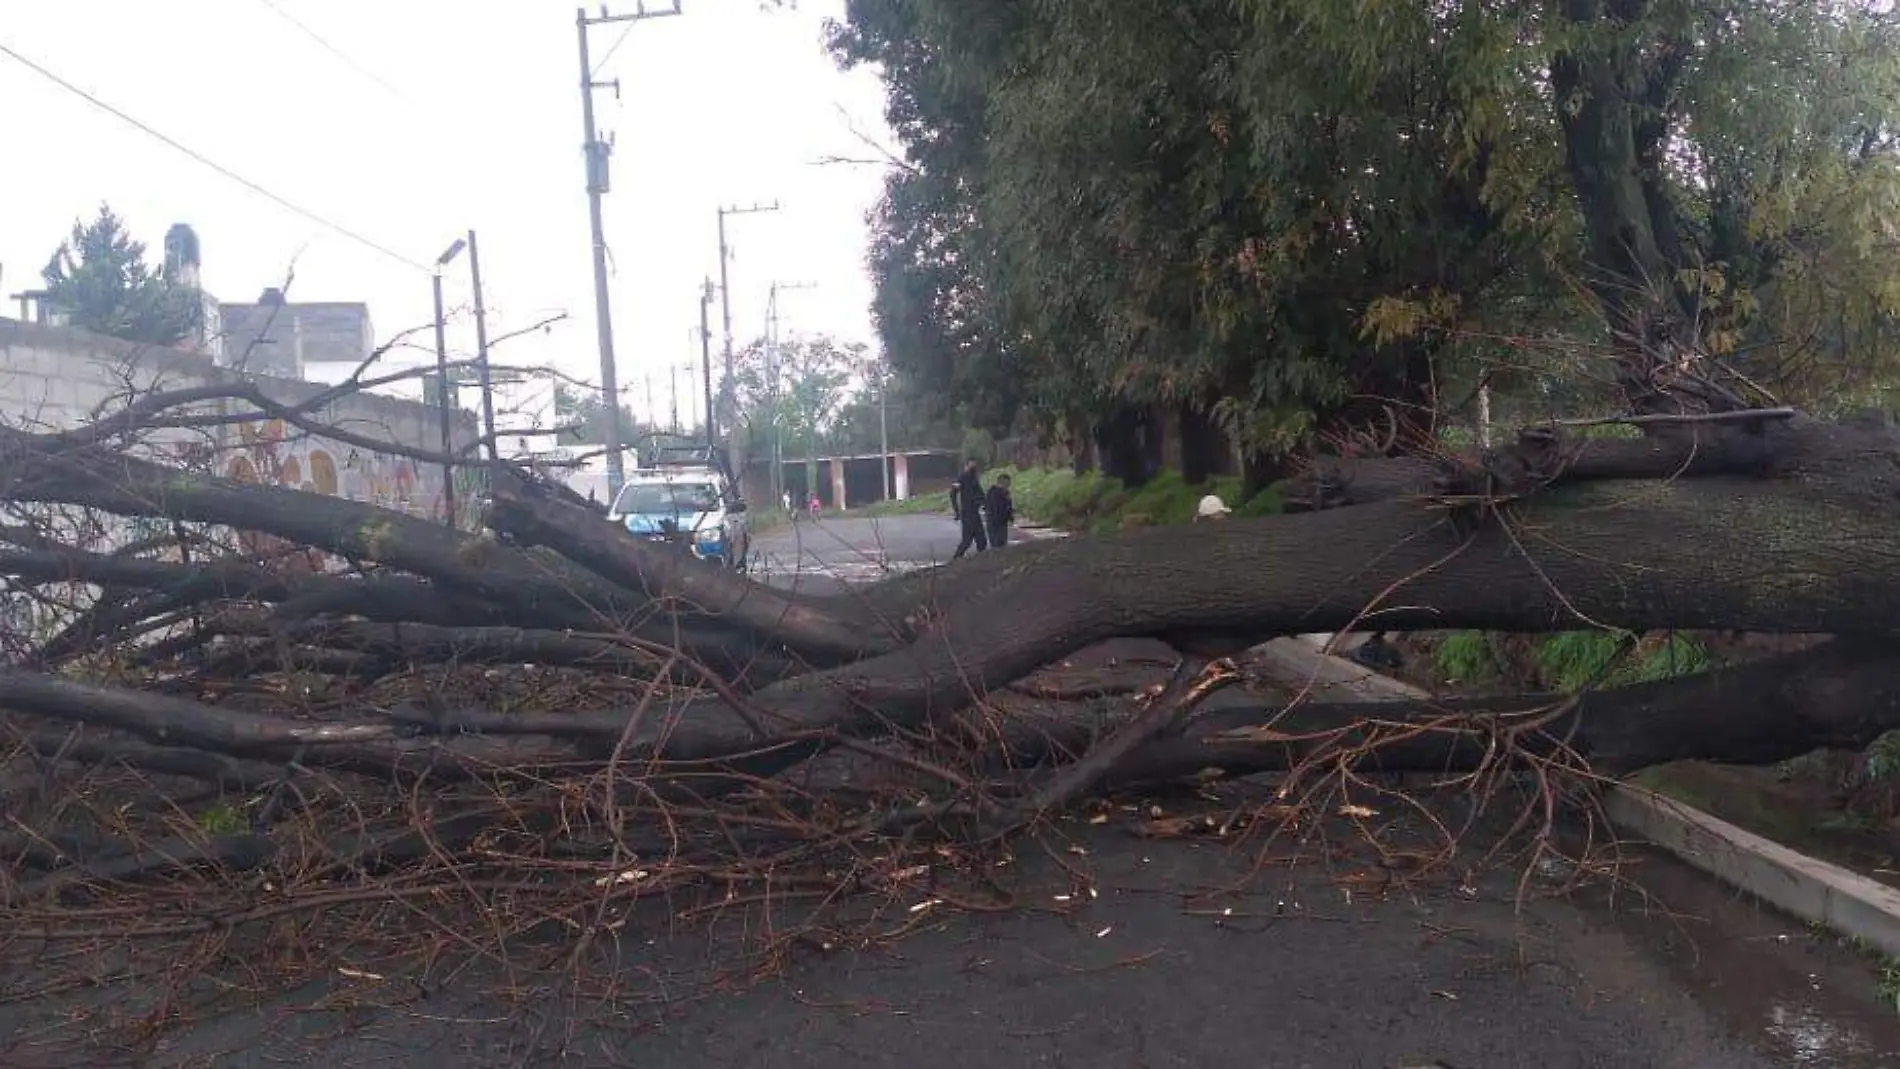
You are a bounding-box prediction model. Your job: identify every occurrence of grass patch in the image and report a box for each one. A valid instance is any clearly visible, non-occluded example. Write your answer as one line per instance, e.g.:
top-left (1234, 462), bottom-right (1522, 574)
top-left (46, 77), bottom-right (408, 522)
top-left (976, 466), bottom-right (1281, 532)
top-left (1434, 630), bottom-right (1504, 685)
top-left (1534, 629), bottom-right (1708, 692)
top-left (859, 466), bottom-right (1282, 531)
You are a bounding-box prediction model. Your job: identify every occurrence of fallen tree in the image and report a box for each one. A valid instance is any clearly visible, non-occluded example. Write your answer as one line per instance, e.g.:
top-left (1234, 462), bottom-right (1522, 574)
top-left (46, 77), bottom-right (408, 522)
top-left (3, 382), bottom-right (1898, 1060)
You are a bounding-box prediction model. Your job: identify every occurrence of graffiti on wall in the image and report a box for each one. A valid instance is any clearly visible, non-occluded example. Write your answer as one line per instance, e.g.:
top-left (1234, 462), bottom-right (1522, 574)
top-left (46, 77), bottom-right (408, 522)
top-left (224, 418), bottom-right (459, 522)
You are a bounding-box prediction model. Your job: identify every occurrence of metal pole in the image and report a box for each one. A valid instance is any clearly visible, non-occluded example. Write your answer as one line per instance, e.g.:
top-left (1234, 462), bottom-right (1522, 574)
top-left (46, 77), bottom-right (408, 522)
top-left (698, 279), bottom-right (716, 452)
top-left (431, 272), bottom-right (458, 528)
top-left (466, 229), bottom-right (497, 463)
top-left (715, 201), bottom-right (779, 442)
top-left (766, 284), bottom-right (781, 506)
top-left (717, 209), bottom-right (732, 441)
top-left (878, 368), bottom-right (891, 502)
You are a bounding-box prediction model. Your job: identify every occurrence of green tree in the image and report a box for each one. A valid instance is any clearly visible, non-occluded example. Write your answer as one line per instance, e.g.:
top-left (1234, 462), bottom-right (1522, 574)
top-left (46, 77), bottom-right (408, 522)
top-left (554, 384), bottom-right (650, 450)
top-left (41, 204), bottom-right (201, 348)
top-left (832, 1), bottom-right (1900, 476)
top-left (732, 334), bottom-right (863, 495)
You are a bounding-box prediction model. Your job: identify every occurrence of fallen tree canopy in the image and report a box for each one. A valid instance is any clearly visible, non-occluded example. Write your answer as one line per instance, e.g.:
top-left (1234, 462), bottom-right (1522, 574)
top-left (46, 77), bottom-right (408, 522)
top-left (3, 401), bottom-right (1898, 1055)
top-left (5, 412), bottom-right (1899, 785)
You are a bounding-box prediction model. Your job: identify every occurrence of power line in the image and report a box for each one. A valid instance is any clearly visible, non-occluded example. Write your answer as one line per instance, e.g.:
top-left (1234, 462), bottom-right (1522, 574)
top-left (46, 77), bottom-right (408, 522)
top-left (252, 0), bottom-right (409, 101)
top-left (0, 39), bottom-right (430, 273)
top-left (591, 23), bottom-right (637, 78)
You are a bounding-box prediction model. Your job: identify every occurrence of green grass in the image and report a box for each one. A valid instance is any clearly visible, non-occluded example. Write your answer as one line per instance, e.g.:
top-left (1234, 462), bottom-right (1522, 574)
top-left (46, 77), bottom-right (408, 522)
top-left (859, 493), bottom-right (948, 518)
top-left (200, 802), bottom-right (246, 836)
top-left (856, 465), bottom-right (1282, 532)
top-left (1434, 630), bottom-right (1504, 684)
top-left (1879, 958), bottom-right (1900, 1015)
top-left (1534, 629), bottom-right (1708, 692)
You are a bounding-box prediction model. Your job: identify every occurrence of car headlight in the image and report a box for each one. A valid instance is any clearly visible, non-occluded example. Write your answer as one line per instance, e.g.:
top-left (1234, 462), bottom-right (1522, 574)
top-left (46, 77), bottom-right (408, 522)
top-left (695, 526), bottom-right (721, 544)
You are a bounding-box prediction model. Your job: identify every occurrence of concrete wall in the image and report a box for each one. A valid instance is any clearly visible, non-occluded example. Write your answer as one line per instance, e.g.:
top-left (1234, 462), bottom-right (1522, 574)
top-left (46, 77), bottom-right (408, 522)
top-left (218, 298), bottom-right (374, 379)
top-left (0, 316), bottom-right (480, 527)
top-left (0, 316), bottom-right (482, 645)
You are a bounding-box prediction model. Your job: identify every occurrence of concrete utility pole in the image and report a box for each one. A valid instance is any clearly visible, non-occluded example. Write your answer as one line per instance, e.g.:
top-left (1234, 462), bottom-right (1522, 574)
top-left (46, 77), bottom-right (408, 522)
top-left (576, 2), bottom-right (681, 499)
top-left (764, 279), bottom-right (815, 506)
top-left (715, 201), bottom-right (779, 441)
top-left (875, 361), bottom-right (892, 501)
top-left (698, 279), bottom-right (716, 453)
top-left (676, 355), bottom-right (691, 431)
top-left (467, 229), bottom-right (497, 463)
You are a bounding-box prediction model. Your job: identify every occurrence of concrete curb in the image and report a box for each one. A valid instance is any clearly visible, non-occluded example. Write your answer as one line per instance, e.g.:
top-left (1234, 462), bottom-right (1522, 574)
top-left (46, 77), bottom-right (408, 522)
top-left (1603, 782), bottom-right (1900, 957)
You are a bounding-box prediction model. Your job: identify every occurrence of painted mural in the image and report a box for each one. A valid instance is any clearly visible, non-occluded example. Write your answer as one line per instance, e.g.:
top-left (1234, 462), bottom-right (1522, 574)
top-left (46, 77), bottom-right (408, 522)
top-left (224, 417), bottom-right (464, 524)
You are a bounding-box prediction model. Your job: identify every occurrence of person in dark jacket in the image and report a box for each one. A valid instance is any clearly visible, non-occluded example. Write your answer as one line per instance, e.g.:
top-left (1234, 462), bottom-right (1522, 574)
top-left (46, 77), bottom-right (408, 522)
top-left (985, 473), bottom-right (1015, 548)
top-left (949, 459), bottom-right (988, 558)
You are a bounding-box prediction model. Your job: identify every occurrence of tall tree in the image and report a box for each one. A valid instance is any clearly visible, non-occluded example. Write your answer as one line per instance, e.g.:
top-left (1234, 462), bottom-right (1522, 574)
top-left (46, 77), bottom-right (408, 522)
top-left (732, 334), bottom-right (863, 491)
top-left (41, 204), bottom-right (201, 348)
top-left (833, 1), bottom-right (1900, 475)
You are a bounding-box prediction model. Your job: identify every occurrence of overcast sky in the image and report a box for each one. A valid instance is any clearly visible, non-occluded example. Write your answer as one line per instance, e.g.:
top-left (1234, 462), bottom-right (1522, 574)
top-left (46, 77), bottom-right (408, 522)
top-left (0, 0), bottom-right (893, 429)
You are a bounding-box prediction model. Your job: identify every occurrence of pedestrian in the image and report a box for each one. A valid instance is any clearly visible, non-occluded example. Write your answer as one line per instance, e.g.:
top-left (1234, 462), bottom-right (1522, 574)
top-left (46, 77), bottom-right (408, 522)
top-left (985, 472), bottom-right (1015, 548)
top-left (781, 489), bottom-right (792, 514)
top-left (1195, 493), bottom-right (1233, 522)
top-left (949, 458), bottom-right (989, 559)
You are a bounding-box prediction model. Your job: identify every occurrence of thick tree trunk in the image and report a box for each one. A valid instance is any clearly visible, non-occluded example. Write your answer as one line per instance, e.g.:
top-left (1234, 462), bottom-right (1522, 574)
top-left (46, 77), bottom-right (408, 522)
top-left (1179, 404), bottom-right (1231, 484)
top-left (1093, 405), bottom-right (1152, 486)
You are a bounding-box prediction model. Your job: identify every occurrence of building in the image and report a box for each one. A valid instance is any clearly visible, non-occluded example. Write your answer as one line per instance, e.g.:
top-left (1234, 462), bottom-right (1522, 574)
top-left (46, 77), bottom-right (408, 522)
top-left (152, 223), bottom-right (379, 379)
top-left (217, 289), bottom-right (374, 380)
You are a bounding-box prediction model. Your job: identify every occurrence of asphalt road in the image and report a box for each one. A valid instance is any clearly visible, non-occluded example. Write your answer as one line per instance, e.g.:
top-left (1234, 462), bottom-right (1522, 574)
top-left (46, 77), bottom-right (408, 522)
top-left (8, 513), bottom-right (1900, 1068)
top-left (750, 512), bottom-right (1020, 592)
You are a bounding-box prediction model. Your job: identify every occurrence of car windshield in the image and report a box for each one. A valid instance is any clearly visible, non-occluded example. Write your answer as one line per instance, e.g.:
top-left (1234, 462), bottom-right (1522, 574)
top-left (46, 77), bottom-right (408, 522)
top-left (612, 482), bottom-right (719, 515)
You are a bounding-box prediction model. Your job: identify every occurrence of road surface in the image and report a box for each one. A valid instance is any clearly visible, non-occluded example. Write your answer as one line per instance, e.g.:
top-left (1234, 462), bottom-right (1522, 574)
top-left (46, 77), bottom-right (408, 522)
top-left (750, 511), bottom-right (1034, 592)
top-left (8, 514), bottom-right (1900, 1068)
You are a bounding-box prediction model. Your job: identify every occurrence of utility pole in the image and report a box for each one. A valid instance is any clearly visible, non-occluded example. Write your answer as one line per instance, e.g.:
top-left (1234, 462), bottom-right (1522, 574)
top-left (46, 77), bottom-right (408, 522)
top-left (467, 229), bottom-right (497, 463)
top-left (576, 2), bottom-right (681, 499)
top-left (715, 201), bottom-right (779, 442)
top-left (698, 279), bottom-right (716, 453)
top-left (430, 236), bottom-right (468, 526)
top-left (764, 279), bottom-right (815, 507)
top-left (877, 362), bottom-right (891, 501)
top-left (676, 355), bottom-right (691, 431)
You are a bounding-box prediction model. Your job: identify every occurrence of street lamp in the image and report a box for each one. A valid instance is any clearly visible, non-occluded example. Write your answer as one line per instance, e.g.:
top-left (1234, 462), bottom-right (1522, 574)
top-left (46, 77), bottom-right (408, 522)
top-left (431, 237), bottom-right (467, 528)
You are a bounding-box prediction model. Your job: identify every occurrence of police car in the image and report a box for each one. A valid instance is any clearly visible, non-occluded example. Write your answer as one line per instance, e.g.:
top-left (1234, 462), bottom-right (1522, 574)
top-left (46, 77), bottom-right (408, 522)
top-left (606, 464), bottom-right (750, 571)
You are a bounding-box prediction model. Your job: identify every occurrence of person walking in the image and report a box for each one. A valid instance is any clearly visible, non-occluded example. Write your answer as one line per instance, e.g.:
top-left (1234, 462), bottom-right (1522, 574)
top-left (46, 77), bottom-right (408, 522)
top-left (985, 472), bottom-right (1015, 548)
top-left (949, 458), bottom-right (989, 559)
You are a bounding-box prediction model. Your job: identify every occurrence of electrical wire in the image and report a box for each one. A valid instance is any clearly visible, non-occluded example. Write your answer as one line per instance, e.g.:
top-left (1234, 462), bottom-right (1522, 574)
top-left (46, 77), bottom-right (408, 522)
top-left (252, 0), bottom-right (409, 101)
top-left (0, 39), bottom-right (431, 274)
top-left (592, 23), bottom-right (638, 78)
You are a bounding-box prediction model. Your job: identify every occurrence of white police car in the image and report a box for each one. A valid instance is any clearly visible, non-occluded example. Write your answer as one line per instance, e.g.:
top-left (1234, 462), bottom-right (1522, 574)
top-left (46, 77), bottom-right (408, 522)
top-left (606, 468), bottom-right (750, 571)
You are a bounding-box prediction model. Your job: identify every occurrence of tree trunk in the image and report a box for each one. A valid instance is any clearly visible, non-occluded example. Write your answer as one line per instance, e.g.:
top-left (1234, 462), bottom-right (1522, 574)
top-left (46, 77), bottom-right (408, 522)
top-left (1179, 404), bottom-right (1231, 484)
top-left (1093, 405), bottom-right (1151, 486)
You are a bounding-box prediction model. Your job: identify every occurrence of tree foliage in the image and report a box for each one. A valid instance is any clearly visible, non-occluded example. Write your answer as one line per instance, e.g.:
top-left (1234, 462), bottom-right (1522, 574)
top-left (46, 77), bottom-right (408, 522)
top-left (553, 383), bottom-right (650, 448)
top-left (40, 204), bottom-right (202, 349)
top-left (831, 1), bottom-right (1900, 458)
top-left (730, 333), bottom-right (867, 457)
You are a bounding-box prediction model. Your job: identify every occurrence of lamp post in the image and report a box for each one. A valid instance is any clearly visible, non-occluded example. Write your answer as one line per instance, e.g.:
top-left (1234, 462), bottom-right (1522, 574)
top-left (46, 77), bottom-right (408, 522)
top-left (431, 237), bottom-right (467, 528)
top-left (466, 229), bottom-right (497, 463)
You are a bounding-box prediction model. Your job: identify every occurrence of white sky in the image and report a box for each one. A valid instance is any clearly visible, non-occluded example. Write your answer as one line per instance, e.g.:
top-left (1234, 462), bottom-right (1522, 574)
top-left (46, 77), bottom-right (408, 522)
top-left (0, 0), bottom-right (893, 429)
